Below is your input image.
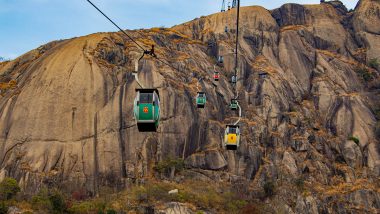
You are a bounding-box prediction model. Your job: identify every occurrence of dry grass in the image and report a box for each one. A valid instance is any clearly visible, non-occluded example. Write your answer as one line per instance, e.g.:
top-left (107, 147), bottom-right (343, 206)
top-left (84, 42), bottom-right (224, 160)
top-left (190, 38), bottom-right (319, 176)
top-left (0, 61), bottom-right (10, 69)
top-left (251, 55), bottom-right (277, 75)
top-left (110, 179), bottom-right (250, 213)
top-left (239, 118), bottom-right (258, 127)
top-left (172, 52), bottom-right (190, 61)
top-left (352, 48), bottom-right (367, 60)
top-left (137, 38), bottom-right (156, 47)
top-left (280, 25), bottom-right (306, 33)
top-left (0, 80), bottom-right (17, 96)
top-left (269, 131), bottom-right (282, 138)
top-left (150, 27), bottom-right (162, 33)
top-left (292, 135), bottom-right (307, 141)
top-left (188, 39), bottom-right (206, 46)
top-left (0, 80), bottom-right (17, 89)
top-left (149, 27), bottom-right (190, 40)
top-left (317, 49), bottom-right (359, 66)
top-left (313, 179), bottom-right (379, 196)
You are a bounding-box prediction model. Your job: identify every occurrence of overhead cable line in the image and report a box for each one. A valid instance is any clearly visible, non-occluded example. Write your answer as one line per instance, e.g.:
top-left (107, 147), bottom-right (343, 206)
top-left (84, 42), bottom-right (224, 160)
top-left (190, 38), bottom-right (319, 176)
top-left (87, 0), bottom-right (195, 74)
top-left (86, 0), bottom-right (146, 51)
top-left (86, 0), bottom-right (218, 88)
top-left (233, 0), bottom-right (241, 91)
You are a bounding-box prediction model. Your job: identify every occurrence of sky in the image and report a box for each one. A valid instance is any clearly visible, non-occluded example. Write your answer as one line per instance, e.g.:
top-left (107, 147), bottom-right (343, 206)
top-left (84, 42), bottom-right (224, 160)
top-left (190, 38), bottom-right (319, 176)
top-left (0, 0), bottom-right (359, 59)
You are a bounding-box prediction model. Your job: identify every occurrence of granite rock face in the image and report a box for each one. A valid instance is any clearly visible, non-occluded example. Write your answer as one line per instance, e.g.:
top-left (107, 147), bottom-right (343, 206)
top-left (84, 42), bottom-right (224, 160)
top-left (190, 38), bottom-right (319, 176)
top-left (0, 0), bottom-right (379, 212)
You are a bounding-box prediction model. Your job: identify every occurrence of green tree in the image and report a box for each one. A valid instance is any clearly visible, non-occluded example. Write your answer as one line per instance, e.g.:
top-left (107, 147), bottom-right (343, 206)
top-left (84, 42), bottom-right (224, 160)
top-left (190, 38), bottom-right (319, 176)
top-left (153, 158), bottom-right (184, 177)
top-left (49, 190), bottom-right (67, 213)
top-left (0, 177), bottom-right (20, 200)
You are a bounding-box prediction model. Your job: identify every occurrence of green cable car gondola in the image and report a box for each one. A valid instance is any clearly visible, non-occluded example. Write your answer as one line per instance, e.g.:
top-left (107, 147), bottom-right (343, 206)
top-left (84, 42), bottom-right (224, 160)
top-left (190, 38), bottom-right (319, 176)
top-left (196, 92), bottom-right (206, 108)
top-left (224, 125), bottom-right (240, 150)
top-left (230, 99), bottom-right (238, 110)
top-left (133, 89), bottom-right (160, 132)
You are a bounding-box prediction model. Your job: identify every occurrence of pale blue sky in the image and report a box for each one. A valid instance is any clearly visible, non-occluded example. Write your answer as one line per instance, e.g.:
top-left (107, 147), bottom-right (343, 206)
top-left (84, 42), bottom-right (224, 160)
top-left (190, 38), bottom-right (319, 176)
top-left (0, 0), bottom-right (358, 59)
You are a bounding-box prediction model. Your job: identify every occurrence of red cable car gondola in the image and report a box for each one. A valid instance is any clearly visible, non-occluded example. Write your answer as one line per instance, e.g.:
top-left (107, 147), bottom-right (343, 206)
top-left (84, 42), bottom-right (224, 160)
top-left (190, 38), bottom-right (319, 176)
top-left (214, 71), bottom-right (219, 81)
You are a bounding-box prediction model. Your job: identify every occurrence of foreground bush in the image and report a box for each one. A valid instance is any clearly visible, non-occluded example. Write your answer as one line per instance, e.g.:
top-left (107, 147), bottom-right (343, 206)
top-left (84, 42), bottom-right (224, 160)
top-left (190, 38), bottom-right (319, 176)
top-left (129, 180), bottom-right (248, 212)
top-left (0, 202), bottom-right (8, 214)
top-left (31, 188), bottom-right (68, 213)
top-left (0, 177), bottom-right (20, 200)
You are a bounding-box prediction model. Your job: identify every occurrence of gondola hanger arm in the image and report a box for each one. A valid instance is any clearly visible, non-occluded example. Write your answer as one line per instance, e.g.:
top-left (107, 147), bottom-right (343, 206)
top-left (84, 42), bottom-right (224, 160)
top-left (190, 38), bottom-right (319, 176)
top-left (234, 101), bottom-right (242, 126)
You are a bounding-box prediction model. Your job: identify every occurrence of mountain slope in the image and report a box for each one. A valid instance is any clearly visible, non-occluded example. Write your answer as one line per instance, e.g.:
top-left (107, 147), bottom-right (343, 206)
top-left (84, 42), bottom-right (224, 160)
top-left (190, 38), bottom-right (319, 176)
top-left (0, 0), bottom-right (379, 213)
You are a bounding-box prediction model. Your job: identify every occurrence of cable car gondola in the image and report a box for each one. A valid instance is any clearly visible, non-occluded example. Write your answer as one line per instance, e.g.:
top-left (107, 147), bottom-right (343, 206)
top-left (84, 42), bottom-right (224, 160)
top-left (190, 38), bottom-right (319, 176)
top-left (258, 71), bottom-right (269, 79)
top-left (230, 99), bottom-right (238, 110)
top-left (134, 89), bottom-right (160, 132)
top-left (224, 125), bottom-right (240, 150)
top-left (218, 56), bottom-right (224, 64)
top-left (196, 92), bottom-right (206, 108)
top-left (214, 71), bottom-right (220, 81)
top-left (231, 75), bottom-right (237, 84)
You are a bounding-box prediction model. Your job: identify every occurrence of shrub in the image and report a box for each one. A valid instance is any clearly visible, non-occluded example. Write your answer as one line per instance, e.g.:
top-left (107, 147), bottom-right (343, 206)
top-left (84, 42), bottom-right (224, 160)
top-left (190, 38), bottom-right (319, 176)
top-left (295, 178), bottom-right (305, 191)
top-left (0, 202), bottom-right (8, 214)
top-left (131, 183), bottom-right (171, 204)
top-left (153, 158), bottom-right (184, 176)
top-left (49, 190), bottom-right (67, 213)
top-left (355, 66), bottom-right (374, 82)
top-left (32, 188), bottom-right (67, 213)
top-left (68, 198), bottom-right (108, 214)
top-left (263, 181), bottom-right (275, 197)
top-left (375, 122), bottom-right (380, 140)
top-left (106, 209), bottom-right (117, 214)
top-left (375, 109), bottom-right (380, 120)
top-left (368, 58), bottom-right (379, 70)
top-left (0, 177), bottom-right (20, 200)
top-left (225, 200), bottom-right (248, 213)
top-left (71, 188), bottom-right (88, 201)
top-left (241, 203), bottom-right (261, 214)
top-left (31, 188), bottom-right (52, 211)
top-left (68, 201), bottom-right (95, 213)
top-left (348, 136), bottom-right (360, 145)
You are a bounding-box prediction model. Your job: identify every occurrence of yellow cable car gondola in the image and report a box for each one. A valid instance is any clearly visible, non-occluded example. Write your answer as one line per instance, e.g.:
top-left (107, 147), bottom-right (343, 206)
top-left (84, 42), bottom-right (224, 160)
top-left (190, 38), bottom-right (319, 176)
top-left (224, 125), bottom-right (240, 150)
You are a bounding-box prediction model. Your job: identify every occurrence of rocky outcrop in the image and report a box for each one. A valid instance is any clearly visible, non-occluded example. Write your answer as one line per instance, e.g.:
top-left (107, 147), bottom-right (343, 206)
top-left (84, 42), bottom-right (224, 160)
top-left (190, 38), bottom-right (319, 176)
top-left (353, 0), bottom-right (380, 60)
top-left (156, 202), bottom-right (194, 214)
top-left (0, 0), bottom-right (379, 213)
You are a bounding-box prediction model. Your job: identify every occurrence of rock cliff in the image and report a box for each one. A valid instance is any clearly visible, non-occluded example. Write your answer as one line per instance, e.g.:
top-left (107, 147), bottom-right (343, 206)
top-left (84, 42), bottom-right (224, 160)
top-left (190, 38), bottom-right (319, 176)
top-left (0, 0), bottom-right (379, 213)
